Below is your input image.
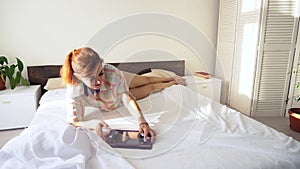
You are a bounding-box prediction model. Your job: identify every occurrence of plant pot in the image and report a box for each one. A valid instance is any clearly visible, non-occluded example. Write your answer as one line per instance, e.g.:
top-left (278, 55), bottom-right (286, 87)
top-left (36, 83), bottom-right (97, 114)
top-left (0, 75), bottom-right (5, 90)
top-left (288, 108), bottom-right (300, 133)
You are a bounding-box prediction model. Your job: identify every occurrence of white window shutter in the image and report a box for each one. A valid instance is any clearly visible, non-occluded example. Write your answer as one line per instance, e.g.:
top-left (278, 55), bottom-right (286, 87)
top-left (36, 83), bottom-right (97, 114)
top-left (217, 0), bottom-right (262, 115)
top-left (216, 0), bottom-right (238, 105)
top-left (252, 0), bottom-right (298, 116)
top-left (228, 0), bottom-right (262, 115)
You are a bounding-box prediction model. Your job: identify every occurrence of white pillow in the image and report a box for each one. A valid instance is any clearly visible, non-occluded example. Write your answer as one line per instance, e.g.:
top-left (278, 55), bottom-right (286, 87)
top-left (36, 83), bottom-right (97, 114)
top-left (142, 69), bottom-right (177, 78)
top-left (39, 88), bottom-right (67, 105)
top-left (44, 77), bottom-right (66, 90)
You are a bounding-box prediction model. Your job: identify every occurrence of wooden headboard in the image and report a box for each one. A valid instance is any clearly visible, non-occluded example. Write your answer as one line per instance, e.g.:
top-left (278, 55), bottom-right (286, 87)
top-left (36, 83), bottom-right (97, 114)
top-left (27, 60), bottom-right (185, 94)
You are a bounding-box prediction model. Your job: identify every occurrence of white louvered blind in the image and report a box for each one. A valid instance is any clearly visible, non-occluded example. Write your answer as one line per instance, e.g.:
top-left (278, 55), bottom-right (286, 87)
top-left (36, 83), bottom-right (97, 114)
top-left (216, 0), bottom-right (238, 105)
top-left (252, 0), bottom-right (298, 116)
top-left (228, 0), bottom-right (262, 116)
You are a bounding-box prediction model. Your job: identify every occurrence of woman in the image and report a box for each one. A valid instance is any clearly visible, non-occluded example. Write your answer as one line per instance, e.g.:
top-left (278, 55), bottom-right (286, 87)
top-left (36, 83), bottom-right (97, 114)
top-left (60, 47), bottom-right (186, 142)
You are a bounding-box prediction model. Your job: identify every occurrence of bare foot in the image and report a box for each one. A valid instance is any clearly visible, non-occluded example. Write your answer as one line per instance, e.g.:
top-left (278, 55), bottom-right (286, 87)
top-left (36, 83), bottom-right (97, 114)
top-left (173, 76), bottom-right (187, 86)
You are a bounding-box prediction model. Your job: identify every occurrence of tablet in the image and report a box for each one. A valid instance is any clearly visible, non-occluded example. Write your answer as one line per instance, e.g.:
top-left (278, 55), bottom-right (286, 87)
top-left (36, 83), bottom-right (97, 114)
top-left (105, 129), bottom-right (152, 150)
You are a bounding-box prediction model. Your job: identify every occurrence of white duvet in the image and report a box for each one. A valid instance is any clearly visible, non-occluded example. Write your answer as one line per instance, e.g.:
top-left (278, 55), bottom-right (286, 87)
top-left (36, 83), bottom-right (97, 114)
top-left (1, 85), bottom-right (300, 169)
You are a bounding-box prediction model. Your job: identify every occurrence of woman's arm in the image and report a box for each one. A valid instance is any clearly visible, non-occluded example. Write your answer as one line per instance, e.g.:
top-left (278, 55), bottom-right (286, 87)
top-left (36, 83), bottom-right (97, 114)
top-left (121, 93), bottom-right (147, 123)
top-left (121, 93), bottom-right (156, 142)
top-left (66, 86), bottom-right (85, 125)
top-left (66, 97), bottom-right (85, 125)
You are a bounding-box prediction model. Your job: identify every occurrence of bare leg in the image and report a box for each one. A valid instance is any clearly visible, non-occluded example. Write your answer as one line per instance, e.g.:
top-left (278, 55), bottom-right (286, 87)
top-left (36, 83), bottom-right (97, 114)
top-left (130, 81), bottom-right (176, 100)
top-left (122, 71), bottom-right (176, 88)
top-left (121, 71), bottom-right (186, 100)
top-left (130, 75), bottom-right (175, 88)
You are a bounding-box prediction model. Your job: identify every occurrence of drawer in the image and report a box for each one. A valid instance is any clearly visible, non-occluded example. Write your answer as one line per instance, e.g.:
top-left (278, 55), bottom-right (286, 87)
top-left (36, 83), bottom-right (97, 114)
top-left (188, 83), bottom-right (213, 96)
top-left (187, 81), bottom-right (221, 102)
top-left (0, 90), bottom-right (39, 130)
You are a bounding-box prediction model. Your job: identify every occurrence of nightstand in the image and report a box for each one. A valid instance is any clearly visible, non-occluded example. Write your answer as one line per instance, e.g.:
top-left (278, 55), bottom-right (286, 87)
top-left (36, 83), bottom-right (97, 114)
top-left (0, 85), bottom-right (41, 130)
top-left (184, 76), bottom-right (222, 102)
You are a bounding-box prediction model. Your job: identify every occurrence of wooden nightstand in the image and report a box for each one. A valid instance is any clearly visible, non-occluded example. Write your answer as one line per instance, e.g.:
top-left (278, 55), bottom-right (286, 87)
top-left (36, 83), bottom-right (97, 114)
top-left (184, 76), bottom-right (222, 102)
top-left (0, 85), bottom-right (41, 130)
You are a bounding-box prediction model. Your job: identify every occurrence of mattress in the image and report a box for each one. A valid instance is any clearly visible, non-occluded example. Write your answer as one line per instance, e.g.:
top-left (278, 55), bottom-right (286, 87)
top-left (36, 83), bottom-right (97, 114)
top-left (1, 85), bottom-right (300, 169)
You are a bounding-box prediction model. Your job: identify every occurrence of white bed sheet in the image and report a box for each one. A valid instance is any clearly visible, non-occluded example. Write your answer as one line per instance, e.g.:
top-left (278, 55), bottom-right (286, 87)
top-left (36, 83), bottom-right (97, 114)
top-left (1, 85), bottom-right (300, 169)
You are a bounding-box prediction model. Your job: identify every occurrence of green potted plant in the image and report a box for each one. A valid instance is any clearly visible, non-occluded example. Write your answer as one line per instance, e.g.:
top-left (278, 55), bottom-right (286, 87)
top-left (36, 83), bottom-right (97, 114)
top-left (288, 82), bottom-right (300, 133)
top-left (0, 55), bottom-right (30, 90)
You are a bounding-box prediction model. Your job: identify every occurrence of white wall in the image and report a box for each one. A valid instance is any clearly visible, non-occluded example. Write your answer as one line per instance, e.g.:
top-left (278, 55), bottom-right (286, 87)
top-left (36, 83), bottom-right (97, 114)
top-left (0, 0), bottom-right (219, 77)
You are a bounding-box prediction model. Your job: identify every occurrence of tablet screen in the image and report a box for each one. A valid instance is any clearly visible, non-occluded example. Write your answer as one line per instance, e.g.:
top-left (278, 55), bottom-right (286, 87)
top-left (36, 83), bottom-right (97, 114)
top-left (105, 129), bottom-right (152, 150)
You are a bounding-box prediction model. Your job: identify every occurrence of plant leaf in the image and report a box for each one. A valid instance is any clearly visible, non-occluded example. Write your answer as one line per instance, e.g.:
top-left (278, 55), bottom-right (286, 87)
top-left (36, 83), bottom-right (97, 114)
top-left (296, 96), bottom-right (300, 102)
top-left (0, 56), bottom-right (8, 65)
top-left (20, 76), bottom-right (30, 86)
top-left (16, 57), bottom-right (24, 72)
top-left (4, 66), bottom-right (15, 79)
top-left (10, 77), bottom-right (16, 89)
top-left (0, 74), bottom-right (5, 81)
top-left (15, 71), bottom-right (21, 84)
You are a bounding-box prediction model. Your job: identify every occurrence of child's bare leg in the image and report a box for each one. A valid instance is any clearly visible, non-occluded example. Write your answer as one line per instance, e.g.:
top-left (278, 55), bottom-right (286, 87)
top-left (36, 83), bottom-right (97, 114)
top-left (130, 81), bottom-right (176, 100)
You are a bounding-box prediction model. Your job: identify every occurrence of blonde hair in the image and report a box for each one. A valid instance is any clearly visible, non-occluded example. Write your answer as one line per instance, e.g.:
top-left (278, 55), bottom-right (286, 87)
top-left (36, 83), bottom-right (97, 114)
top-left (60, 47), bottom-right (103, 85)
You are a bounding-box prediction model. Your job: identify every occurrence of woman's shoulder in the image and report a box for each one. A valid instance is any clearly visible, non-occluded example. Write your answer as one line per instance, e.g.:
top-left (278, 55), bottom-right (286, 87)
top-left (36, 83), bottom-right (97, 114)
top-left (66, 82), bottom-right (85, 97)
top-left (103, 63), bottom-right (119, 72)
top-left (103, 63), bottom-right (125, 82)
top-left (103, 63), bottom-right (123, 76)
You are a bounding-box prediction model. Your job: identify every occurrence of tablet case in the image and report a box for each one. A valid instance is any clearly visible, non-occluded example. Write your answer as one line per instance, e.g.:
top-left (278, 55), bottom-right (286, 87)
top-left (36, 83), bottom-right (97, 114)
top-left (105, 129), bottom-right (152, 150)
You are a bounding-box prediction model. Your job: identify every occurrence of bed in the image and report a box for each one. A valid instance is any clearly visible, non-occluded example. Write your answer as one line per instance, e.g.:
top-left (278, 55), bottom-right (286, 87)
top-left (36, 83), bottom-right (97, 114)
top-left (1, 60), bottom-right (300, 169)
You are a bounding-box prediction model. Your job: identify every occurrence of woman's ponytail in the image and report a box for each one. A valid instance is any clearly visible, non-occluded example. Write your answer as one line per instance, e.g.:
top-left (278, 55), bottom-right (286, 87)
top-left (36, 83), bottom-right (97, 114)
top-left (60, 50), bottom-right (75, 85)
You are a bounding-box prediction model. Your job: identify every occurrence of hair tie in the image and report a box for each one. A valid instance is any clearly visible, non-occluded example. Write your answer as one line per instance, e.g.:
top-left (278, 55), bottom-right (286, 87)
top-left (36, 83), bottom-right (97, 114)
top-left (72, 49), bottom-right (77, 56)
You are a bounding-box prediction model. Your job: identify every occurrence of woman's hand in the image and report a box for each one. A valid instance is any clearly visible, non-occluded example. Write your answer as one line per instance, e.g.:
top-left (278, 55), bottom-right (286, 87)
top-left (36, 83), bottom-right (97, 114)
top-left (70, 117), bottom-right (82, 128)
top-left (122, 93), bottom-right (156, 143)
top-left (95, 121), bottom-right (111, 141)
top-left (139, 122), bottom-right (156, 143)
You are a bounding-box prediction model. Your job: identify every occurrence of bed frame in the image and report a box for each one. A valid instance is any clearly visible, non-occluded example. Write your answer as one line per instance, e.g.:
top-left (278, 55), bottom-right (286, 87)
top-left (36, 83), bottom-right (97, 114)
top-left (27, 60), bottom-right (185, 94)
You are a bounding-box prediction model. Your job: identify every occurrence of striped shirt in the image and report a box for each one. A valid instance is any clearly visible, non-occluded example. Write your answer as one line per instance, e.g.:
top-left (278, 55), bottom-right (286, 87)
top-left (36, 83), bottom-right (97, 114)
top-left (66, 64), bottom-right (129, 122)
